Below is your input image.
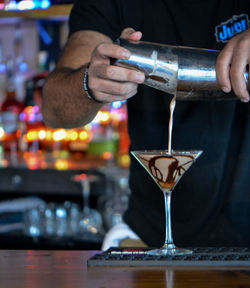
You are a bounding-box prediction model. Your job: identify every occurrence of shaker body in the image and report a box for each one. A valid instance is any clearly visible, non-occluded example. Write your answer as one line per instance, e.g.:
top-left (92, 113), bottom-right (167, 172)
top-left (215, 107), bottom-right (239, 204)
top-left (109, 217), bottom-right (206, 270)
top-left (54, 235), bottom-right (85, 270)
top-left (114, 38), bottom-right (249, 100)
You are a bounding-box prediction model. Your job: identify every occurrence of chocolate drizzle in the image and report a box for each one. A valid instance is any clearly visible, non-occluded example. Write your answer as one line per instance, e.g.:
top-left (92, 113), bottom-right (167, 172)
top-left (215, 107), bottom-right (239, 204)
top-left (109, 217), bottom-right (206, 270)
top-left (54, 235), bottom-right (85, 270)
top-left (147, 75), bottom-right (168, 84)
top-left (139, 154), bottom-right (194, 190)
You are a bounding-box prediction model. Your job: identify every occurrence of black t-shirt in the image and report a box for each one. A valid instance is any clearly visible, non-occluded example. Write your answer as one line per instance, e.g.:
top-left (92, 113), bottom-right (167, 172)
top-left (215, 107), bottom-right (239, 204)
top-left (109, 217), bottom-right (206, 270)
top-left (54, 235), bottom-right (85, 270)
top-left (69, 0), bottom-right (250, 246)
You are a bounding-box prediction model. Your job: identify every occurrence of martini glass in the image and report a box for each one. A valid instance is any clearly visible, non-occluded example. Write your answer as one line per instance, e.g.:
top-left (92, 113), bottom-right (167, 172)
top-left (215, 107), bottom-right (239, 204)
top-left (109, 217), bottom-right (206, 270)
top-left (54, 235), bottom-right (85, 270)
top-left (73, 173), bottom-right (104, 236)
top-left (131, 150), bottom-right (202, 256)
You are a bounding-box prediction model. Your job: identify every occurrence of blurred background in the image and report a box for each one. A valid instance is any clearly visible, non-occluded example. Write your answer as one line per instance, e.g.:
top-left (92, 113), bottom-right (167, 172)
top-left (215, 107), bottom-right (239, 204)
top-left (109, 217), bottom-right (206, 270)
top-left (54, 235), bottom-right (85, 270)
top-left (0, 0), bottom-right (131, 250)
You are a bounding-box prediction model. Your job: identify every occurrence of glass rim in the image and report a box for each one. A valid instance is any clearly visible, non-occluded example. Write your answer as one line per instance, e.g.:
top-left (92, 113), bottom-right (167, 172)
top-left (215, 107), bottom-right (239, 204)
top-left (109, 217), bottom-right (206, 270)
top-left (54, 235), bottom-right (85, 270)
top-left (131, 149), bottom-right (203, 155)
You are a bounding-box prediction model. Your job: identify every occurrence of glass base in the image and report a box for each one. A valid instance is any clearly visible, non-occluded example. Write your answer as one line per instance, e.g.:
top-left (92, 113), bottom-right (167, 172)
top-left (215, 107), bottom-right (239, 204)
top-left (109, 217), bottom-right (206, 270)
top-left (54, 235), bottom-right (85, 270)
top-left (147, 244), bottom-right (193, 256)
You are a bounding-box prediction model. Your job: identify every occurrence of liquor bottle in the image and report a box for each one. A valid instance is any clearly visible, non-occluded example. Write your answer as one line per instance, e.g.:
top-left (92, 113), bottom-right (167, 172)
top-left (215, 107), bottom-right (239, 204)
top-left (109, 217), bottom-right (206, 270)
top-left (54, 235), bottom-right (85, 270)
top-left (1, 57), bottom-right (23, 157)
top-left (0, 38), bottom-right (6, 103)
top-left (0, 0), bottom-right (4, 10)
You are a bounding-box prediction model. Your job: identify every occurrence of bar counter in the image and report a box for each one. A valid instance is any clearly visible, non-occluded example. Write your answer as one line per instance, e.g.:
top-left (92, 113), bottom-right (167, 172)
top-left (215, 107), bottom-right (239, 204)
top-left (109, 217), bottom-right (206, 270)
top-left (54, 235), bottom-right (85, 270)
top-left (0, 249), bottom-right (250, 288)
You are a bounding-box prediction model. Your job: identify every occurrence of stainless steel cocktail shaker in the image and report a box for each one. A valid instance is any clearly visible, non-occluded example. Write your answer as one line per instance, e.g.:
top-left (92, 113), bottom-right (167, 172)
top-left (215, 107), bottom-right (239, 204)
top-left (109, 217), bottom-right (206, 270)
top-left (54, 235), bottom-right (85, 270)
top-left (114, 38), bottom-right (249, 100)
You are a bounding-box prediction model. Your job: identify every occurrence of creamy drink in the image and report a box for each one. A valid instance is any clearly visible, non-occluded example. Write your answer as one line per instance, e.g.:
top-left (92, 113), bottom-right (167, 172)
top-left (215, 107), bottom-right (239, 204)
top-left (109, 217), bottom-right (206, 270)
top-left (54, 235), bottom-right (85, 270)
top-left (168, 94), bottom-right (176, 153)
top-left (133, 151), bottom-right (201, 193)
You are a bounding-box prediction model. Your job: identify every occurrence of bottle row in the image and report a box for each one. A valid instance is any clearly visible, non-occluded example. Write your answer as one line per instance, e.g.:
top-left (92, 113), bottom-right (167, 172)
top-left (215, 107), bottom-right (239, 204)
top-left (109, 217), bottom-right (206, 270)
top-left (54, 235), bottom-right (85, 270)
top-left (0, 56), bottom-right (130, 169)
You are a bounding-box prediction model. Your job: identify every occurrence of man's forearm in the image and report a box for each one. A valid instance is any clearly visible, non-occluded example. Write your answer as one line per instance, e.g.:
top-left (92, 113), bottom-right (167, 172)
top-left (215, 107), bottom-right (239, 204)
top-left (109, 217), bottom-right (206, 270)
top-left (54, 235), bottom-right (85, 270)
top-left (42, 66), bottom-right (103, 129)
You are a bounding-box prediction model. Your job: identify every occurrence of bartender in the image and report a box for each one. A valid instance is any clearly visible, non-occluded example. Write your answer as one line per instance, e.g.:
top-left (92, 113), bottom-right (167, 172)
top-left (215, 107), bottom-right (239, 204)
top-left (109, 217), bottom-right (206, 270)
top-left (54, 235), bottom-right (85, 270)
top-left (43, 0), bottom-right (250, 249)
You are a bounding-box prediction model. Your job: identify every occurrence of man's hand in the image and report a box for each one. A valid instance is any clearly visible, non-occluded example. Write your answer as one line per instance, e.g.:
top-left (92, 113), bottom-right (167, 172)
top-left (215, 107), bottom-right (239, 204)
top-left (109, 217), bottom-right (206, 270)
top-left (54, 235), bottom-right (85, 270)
top-left (87, 28), bottom-right (145, 103)
top-left (216, 28), bottom-right (250, 103)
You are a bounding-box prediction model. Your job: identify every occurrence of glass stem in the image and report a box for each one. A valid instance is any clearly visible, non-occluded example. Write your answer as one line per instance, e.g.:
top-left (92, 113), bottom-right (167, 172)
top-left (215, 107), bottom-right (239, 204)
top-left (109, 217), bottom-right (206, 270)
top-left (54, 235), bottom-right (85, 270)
top-left (82, 180), bottom-right (90, 213)
top-left (163, 192), bottom-right (175, 249)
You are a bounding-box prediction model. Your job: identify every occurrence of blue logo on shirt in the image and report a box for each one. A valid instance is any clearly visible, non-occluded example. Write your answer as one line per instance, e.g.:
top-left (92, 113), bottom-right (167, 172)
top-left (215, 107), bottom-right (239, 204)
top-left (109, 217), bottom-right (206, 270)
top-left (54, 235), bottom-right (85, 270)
top-left (215, 14), bottom-right (249, 43)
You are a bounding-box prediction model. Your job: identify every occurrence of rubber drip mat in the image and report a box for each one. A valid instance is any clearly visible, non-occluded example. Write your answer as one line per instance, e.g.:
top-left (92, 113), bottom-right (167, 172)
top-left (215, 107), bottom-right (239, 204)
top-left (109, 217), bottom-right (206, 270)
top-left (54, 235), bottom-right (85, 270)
top-left (87, 247), bottom-right (250, 267)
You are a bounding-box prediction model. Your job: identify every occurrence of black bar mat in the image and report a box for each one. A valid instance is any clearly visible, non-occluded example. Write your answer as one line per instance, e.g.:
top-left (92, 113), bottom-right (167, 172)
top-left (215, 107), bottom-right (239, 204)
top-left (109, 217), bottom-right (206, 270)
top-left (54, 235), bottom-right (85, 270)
top-left (87, 247), bottom-right (250, 267)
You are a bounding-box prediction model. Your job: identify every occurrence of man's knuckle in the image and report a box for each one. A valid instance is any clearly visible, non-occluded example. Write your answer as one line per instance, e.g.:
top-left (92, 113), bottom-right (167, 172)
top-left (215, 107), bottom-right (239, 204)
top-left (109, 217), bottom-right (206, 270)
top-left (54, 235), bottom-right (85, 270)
top-left (127, 71), bottom-right (135, 81)
top-left (96, 43), bottom-right (105, 53)
top-left (118, 85), bottom-right (127, 95)
top-left (236, 38), bottom-right (250, 50)
top-left (215, 56), bottom-right (223, 68)
top-left (229, 67), bottom-right (238, 79)
top-left (88, 78), bottom-right (97, 90)
top-left (106, 66), bottom-right (114, 77)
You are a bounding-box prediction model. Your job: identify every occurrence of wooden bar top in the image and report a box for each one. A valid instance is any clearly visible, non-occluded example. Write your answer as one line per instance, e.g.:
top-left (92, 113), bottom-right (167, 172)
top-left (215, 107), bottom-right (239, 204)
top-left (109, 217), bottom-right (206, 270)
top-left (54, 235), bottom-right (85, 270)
top-left (0, 250), bottom-right (249, 288)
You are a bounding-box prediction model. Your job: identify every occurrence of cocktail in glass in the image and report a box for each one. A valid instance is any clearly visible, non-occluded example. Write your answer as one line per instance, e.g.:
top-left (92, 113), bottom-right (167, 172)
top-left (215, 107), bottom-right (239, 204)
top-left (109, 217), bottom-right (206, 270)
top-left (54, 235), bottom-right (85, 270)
top-left (131, 150), bottom-right (202, 256)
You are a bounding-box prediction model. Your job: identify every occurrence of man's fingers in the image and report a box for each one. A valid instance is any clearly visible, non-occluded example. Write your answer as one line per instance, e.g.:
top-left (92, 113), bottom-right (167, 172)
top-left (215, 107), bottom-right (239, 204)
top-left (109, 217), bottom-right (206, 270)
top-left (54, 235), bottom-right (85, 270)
top-left (93, 42), bottom-right (130, 61)
top-left (216, 29), bottom-right (250, 102)
top-left (127, 31), bottom-right (142, 41)
top-left (88, 78), bottom-right (138, 101)
top-left (90, 64), bottom-right (145, 84)
top-left (90, 89), bottom-right (138, 103)
top-left (120, 27), bottom-right (136, 38)
top-left (120, 27), bottom-right (142, 41)
top-left (94, 79), bottom-right (138, 96)
top-left (216, 46), bottom-right (233, 93)
top-left (230, 45), bottom-right (249, 102)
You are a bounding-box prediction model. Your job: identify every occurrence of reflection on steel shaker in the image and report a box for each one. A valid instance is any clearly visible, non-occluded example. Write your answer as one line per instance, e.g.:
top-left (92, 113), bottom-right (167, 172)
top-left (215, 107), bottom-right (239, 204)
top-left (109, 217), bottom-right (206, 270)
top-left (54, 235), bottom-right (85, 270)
top-left (114, 38), bottom-right (249, 101)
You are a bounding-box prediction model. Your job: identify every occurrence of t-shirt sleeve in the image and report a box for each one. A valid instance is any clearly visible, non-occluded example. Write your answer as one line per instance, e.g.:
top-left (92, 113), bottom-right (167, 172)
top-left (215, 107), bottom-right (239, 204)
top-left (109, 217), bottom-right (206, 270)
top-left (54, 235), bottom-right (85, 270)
top-left (69, 0), bottom-right (122, 41)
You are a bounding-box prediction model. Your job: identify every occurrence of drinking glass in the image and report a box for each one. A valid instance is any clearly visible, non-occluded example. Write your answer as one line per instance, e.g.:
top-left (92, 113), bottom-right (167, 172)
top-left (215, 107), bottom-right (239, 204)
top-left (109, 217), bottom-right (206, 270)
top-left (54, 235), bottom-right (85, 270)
top-left (73, 173), bottom-right (104, 236)
top-left (131, 150), bottom-right (202, 256)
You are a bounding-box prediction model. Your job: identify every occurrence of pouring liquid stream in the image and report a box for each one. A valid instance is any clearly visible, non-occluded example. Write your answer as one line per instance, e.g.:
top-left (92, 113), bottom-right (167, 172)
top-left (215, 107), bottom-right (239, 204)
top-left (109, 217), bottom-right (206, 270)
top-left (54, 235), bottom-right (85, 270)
top-left (168, 94), bottom-right (176, 153)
